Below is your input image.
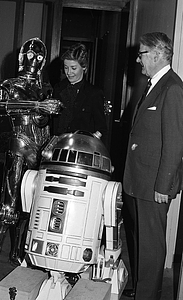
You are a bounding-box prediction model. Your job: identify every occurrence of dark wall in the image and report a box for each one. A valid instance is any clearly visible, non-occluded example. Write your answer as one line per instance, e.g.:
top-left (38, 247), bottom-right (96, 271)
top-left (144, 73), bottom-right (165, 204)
top-left (128, 0), bottom-right (177, 110)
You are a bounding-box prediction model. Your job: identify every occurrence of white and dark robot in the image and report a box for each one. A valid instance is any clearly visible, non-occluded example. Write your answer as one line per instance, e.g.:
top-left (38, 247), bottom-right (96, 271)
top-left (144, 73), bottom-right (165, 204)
top-left (21, 131), bottom-right (127, 299)
top-left (0, 37), bottom-right (61, 265)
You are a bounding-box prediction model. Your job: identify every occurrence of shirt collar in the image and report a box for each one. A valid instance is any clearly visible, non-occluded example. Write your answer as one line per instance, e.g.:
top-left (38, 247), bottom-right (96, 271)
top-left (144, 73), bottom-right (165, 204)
top-left (147, 65), bottom-right (170, 95)
top-left (151, 64), bottom-right (171, 86)
top-left (68, 78), bottom-right (84, 90)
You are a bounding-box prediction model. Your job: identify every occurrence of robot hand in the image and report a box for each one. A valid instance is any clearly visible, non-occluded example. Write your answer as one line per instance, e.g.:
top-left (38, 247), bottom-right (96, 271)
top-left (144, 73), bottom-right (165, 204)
top-left (38, 99), bottom-right (64, 114)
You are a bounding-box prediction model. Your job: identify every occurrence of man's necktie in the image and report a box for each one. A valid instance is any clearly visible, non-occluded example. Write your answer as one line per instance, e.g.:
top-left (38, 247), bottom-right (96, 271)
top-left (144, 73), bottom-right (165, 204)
top-left (137, 79), bottom-right (152, 108)
top-left (133, 79), bottom-right (152, 124)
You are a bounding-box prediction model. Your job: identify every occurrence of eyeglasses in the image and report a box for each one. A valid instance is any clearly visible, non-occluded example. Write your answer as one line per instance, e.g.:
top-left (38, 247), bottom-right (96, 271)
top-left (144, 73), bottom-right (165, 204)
top-left (137, 51), bottom-right (149, 59)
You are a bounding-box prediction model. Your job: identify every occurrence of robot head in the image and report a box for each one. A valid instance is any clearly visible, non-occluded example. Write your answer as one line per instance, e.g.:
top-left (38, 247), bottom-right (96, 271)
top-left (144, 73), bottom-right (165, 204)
top-left (41, 130), bottom-right (112, 177)
top-left (18, 37), bottom-right (47, 78)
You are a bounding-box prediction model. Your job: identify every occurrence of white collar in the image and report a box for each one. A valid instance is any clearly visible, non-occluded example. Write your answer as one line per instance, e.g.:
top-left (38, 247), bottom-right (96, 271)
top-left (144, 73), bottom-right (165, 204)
top-left (151, 65), bottom-right (170, 86)
top-left (147, 65), bottom-right (170, 95)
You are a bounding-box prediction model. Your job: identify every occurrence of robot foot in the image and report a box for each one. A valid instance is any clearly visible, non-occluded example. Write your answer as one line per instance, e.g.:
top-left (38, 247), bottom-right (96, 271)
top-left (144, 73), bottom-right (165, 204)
top-left (9, 250), bottom-right (21, 267)
top-left (0, 223), bottom-right (9, 253)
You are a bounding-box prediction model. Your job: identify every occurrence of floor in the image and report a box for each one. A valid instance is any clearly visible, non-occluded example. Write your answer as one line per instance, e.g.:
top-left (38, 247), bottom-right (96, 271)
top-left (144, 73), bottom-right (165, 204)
top-left (120, 222), bottom-right (180, 300)
top-left (0, 223), bottom-right (180, 300)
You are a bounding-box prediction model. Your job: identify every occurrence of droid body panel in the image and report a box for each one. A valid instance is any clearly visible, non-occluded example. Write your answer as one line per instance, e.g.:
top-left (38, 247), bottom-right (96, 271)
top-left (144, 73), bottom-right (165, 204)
top-left (23, 131), bottom-right (113, 273)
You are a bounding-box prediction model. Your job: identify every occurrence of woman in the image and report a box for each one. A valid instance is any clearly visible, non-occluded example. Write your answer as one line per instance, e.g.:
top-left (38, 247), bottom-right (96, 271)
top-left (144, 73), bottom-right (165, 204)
top-left (52, 43), bottom-right (108, 144)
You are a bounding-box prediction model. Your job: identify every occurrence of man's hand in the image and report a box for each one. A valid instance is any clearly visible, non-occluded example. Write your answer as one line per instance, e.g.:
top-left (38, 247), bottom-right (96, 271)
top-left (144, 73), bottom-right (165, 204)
top-left (154, 191), bottom-right (169, 203)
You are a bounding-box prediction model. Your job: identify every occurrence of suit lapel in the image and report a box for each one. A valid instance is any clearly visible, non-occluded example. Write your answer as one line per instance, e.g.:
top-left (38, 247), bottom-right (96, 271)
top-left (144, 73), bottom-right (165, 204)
top-left (132, 69), bottom-right (172, 127)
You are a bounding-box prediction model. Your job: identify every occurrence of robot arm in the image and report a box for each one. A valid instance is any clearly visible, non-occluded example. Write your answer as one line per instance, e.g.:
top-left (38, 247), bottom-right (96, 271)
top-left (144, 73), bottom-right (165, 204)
top-left (0, 85), bottom-right (10, 115)
top-left (37, 98), bottom-right (63, 114)
top-left (0, 99), bottom-right (63, 115)
top-left (0, 85), bottom-right (63, 115)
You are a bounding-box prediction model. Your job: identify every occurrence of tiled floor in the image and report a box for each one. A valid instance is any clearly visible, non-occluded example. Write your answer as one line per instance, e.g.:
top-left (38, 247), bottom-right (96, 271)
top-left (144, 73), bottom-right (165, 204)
top-left (0, 223), bottom-right (180, 299)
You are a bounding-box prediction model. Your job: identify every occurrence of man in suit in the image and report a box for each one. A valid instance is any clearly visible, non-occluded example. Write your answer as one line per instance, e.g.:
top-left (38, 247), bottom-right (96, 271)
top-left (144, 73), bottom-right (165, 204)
top-left (52, 43), bottom-right (108, 145)
top-left (123, 32), bottom-right (183, 299)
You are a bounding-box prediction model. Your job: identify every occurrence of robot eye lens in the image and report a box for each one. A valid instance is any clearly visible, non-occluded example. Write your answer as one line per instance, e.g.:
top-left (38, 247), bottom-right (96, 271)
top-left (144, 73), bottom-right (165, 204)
top-left (27, 51), bottom-right (34, 60)
top-left (37, 55), bottom-right (43, 61)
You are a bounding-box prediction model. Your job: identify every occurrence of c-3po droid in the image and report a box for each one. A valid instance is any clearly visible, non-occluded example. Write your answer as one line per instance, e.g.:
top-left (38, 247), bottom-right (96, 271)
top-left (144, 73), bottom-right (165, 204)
top-left (0, 37), bottom-right (62, 265)
top-left (21, 130), bottom-right (127, 299)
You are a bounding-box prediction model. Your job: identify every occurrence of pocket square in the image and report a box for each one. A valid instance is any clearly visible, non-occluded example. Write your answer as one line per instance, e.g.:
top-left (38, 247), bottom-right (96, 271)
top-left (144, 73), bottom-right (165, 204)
top-left (148, 106), bottom-right (157, 110)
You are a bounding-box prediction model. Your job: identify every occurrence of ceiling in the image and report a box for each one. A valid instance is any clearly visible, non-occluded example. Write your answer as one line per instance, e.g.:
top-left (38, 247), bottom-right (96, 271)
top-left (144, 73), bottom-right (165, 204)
top-left (62, 0), bottom-right (130, 11)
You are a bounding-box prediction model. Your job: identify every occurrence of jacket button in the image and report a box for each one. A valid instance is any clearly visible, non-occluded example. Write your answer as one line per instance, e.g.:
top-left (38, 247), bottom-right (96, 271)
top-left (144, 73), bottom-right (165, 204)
top-left (131, 143), bottom-right (138, 150)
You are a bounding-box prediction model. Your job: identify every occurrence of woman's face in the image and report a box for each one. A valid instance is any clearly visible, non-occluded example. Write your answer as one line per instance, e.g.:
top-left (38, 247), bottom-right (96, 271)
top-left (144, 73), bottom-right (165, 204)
top-left (64, 59), bottom-right (85, 84)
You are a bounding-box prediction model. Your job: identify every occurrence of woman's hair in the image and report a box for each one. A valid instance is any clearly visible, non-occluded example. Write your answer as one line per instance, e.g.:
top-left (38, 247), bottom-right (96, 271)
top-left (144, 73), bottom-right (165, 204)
top-left (140, 32), bottom-right (173, 63)
top-left (61, 43), bottom-right (88, 72)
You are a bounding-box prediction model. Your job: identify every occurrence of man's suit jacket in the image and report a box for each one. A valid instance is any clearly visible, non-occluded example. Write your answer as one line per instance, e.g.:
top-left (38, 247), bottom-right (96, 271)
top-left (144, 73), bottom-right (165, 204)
top-left (123, 69), bottom-right (183, 201)
top-left (52, 78), bottom-right (108, 144)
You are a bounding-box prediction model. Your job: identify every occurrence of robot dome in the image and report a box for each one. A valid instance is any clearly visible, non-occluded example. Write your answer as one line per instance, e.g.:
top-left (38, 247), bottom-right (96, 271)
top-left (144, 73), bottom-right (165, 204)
top-left (22, 131), bottom-right (121, 274)
top-left (40, 130), bottom-right (112, 179)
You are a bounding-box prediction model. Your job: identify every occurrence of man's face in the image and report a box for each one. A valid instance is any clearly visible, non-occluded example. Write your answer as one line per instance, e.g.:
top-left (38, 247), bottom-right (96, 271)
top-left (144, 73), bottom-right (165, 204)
top-left (64, 59), bottom-right (85, 84)
top-left (136, 43), bottom-right (155, 78)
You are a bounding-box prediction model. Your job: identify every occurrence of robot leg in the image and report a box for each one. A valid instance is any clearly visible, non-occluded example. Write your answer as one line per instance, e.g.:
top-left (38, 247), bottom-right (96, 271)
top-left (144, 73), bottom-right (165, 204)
top-left (9, 211), bottom-right (30, 266)
top-left (0, 223), bottom-right (9, 253)
top-left (0, 149), bottom-right (26, 265)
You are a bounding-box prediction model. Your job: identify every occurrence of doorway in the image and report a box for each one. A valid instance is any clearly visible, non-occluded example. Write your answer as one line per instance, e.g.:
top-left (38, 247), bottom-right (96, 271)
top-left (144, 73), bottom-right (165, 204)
top-left (48, 5), bottom-right (130, 161)
top-left (0, 0), bottom-right (130, 180)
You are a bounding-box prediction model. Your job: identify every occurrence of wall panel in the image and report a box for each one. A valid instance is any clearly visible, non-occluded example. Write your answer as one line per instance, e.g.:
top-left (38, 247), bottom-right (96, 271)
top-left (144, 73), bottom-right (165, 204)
top-left (0, 1), bottom-right (16, 81)
top-left (22, 2), bottom-right (43, 43)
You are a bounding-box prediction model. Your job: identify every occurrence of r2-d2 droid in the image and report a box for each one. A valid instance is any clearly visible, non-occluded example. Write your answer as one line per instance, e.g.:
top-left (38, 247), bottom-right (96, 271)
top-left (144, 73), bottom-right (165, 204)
top-left (21, 131), bottom-right (127, 299)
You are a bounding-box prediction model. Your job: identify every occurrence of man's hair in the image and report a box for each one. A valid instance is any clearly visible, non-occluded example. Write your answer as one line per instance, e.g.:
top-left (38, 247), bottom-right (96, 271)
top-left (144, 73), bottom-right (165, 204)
top-left (140, 32), bottom-right (173, 63)
top-left (61, 43), bottom-right (88, 71)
